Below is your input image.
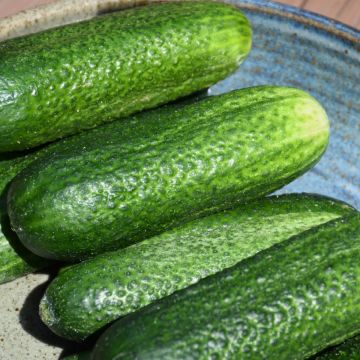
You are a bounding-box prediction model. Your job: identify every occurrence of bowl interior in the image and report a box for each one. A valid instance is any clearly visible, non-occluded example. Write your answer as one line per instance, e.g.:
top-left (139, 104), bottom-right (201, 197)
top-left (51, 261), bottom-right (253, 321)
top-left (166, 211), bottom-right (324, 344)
top-left (211, 0), bottom-right (360, 209)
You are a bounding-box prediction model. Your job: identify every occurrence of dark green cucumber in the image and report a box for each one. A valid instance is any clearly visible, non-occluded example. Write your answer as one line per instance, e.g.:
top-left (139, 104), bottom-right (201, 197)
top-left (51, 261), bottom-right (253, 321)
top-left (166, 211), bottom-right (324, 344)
top-left (0, 1), bottom-right (251, 152)
top-left (39, 194), bottom-right (355, 341)
top-left (0, 89), bottom-right (207, 283)
top-left (9, 86), bottom-right (330, 261)
top-left (92, 213), bottom-right (360, 360)
top-left (313, 335), bottom-right (360, 359)
top-left (0, 153), bottom-right (48, 284)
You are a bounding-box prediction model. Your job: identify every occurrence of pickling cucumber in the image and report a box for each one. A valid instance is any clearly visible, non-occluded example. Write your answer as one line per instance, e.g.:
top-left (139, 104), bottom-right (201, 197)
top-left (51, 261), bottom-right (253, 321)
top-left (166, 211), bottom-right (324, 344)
top-left (9, 86), bottom-right (330, 261)
top-left (39, 194), bottom-right (354, 341)
top-left (92, 213), bottom-right (360, 359)
top-left (0, 1), bottom-right (251, 152)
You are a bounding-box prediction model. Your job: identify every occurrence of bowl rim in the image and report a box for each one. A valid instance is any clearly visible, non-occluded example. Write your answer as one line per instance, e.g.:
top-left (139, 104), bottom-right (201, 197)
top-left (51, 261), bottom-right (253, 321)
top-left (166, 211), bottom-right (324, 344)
top-left (1, 0), bottom-right (359, 45)
top-left (236, 0), bottom-right (360, 44)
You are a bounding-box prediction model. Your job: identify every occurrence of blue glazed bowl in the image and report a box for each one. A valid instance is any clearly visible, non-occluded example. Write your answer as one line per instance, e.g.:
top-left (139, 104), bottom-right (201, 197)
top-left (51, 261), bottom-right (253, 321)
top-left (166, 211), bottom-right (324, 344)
top-left (210, 0), bottom-right (360, 209)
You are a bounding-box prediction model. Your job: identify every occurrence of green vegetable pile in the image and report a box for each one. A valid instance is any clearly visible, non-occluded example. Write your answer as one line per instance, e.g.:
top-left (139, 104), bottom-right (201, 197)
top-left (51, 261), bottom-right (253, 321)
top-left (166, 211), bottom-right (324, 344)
top-left (0, 2), bottom-right (359, 359)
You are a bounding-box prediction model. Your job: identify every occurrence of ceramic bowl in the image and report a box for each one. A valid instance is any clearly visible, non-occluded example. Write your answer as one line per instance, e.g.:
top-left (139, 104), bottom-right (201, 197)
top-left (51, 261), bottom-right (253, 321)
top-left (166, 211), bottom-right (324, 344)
top-left (0, 1), bottom-right (359, 359)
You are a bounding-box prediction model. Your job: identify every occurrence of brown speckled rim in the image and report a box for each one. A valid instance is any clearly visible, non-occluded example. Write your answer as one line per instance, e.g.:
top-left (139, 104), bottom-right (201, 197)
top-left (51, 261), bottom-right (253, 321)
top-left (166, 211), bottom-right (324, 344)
top-left (0, 0), bottom-right (359, 45)
top-left (0, 0), bottom-right (158, 41)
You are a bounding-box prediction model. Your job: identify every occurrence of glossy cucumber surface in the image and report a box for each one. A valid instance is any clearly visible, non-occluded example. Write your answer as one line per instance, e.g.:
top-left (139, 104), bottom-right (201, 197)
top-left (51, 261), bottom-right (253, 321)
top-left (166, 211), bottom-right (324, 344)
top-left (39, 194), bottom-right (355, 341)
top-left (92, 213), bottom-right (360, 360)
top-left (0, 1), bottom-right (251, 152)
top-left (9, 86), bottom-right (330, 261)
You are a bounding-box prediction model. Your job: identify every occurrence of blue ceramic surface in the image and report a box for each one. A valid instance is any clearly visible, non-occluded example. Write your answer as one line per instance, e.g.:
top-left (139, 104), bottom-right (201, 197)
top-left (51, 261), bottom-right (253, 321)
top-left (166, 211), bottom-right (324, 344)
top-left (210, 0), bottom-right (360, 209)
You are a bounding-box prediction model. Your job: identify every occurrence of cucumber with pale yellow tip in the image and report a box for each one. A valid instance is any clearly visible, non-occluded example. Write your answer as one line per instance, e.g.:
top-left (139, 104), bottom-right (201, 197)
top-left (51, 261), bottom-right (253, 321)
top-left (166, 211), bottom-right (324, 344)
top-left (9, 86), bottom-right (330, 262)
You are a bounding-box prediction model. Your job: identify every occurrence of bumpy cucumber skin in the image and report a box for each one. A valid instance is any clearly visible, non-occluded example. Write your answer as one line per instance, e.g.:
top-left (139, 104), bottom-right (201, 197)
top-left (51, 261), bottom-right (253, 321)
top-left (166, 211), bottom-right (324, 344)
top-left (92, 214), bottom-right (360, 360)
top-left (313, 336), bottom-right (360, 359)
top-left (0, 153), bottom-right (47, 284)
top-left (0, 1), bottom-right (251, 152)
top-left (38, 194), bottom-right (355, 341)
top-left (8, 86), bottom-right (330, 261)
top-left (1, 90), bottom-right (206, 281)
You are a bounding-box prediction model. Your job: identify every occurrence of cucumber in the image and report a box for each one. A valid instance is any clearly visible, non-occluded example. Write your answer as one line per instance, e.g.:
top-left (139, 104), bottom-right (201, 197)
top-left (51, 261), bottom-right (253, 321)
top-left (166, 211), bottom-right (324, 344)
top-left (92, 213), bottom-right (360, 360)
top-left (8, 86), bottom-right (330, 261)
top-left (39, 194), bottom-right (355, 341)
top-left (0, 153), bottom-right (48, 284)
top-left (313, 336), bottom-right (360, 359)
top-left (0, 89), bottom-right (207, 283)
top-left (0, 1), bottom-right (251, 152)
